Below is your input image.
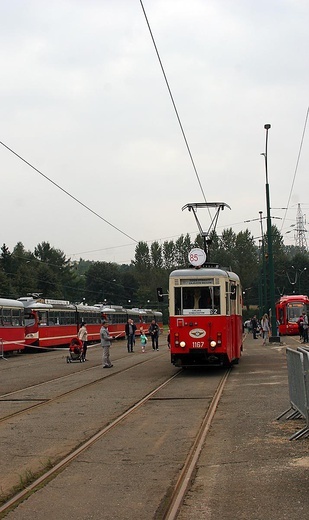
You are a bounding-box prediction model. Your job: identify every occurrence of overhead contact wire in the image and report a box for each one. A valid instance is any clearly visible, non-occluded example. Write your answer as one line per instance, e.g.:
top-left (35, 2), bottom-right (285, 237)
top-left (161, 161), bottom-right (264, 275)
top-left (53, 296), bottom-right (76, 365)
top-left (139, 0), bottom-right (210, 218)
top-left (0, 140), bottom-right (138, 243)
top-left (280, 106), bottom-right (309, 232)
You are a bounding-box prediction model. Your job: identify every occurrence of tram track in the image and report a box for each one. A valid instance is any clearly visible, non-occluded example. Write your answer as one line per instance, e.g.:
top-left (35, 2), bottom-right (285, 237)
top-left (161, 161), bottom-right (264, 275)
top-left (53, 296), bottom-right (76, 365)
top-left (161, 368), bottom-right (231, 520)
top-left (0, 370), bottom-right (182, 517)
top-left (0, 367), bottom-right (231, 519)
top-left (0, 351), bottom-right (166, 423)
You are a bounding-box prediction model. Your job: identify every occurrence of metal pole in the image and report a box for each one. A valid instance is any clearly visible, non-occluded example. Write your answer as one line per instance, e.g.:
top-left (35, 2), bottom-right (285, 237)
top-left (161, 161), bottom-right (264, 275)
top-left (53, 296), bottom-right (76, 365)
top-left (263, 124), bottom-right (279, 341)
top-left (259, 211), bottom-right (267, 315)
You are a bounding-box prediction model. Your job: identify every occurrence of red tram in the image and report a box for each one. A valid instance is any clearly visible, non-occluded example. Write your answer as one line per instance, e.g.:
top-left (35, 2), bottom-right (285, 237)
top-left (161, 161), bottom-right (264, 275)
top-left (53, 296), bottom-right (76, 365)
top-left (99, 305), bottom-right (163, 338)
top-left (19, 298), bottom-right (102, 348)
top-left (276, 294), bottom-right (309, 335)
top-left (16, 298), bottom-right (163, 350)
top-left (169, 266), bottom-right (243, 367)
top-left (0, 294), bottom-right (163, 352)
top-left (0, 298), bottom-right (25, 353)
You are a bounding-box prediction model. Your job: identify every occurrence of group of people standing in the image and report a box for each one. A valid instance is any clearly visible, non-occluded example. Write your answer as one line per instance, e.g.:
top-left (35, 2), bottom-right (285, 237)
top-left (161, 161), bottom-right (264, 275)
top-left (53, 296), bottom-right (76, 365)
top-left (124, 318), bottom-right (160, 353)
top-left (77, 318), bottom-right (160, 369)
top-left (249, 314), bottom-right (271, 345)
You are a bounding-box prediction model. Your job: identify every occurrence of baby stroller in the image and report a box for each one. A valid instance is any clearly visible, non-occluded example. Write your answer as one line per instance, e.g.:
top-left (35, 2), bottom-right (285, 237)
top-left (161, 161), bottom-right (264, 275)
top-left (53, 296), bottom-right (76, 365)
top-left (66, 337), bottom-right (85, 363)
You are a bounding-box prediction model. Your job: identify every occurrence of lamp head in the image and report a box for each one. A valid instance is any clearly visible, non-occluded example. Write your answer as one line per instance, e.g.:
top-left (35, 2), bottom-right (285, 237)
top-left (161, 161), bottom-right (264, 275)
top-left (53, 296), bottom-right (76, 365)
top-left (264, 124), bottom-right (271, 130)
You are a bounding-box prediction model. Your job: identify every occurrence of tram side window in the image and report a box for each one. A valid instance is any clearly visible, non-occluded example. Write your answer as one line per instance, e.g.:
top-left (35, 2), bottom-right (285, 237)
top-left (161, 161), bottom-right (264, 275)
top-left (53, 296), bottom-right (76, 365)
top-left (24, 312), bottom-right (35, 326)
top-left (174, 288), bottom-right (182, 315)
top-left (213, 287), bottom-right (221, 314)
top-left (12, 309), bottom-right (23, 326)
top-left (226, 282), bottom-right (230, 315)
top-left (59, 311), bottom-right (76, 325)
top-left (38, 312), bottom-right (48, 326)
top-left (2, 308), bottom-right (12, 326)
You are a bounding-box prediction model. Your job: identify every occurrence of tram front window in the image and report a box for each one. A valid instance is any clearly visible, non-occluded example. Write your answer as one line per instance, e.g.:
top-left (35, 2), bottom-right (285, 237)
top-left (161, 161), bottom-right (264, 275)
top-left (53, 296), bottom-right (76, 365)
top-left (287, 303), bottom-right (305, 323)
top-left (175, 286), bottom-right (221, 315)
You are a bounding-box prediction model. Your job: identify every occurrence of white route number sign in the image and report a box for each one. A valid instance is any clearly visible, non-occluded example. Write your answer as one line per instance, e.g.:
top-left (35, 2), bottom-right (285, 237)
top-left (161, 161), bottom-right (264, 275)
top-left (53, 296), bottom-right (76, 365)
top-left (188, 248), bottom-right (206, 267)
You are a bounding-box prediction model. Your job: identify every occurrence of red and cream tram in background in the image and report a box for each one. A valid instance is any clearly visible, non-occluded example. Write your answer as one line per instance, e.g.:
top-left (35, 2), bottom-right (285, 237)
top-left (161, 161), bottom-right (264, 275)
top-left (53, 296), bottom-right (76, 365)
top-left (99, 305), bottom-right (163, 338)
top-left (0, 298), bottom-right (25, 353)
top-left (169, 266), bottom-right (243, 367)
top-left (0, 295), bottom-right (163, 353)
top-left (276, 294), bottom-right (309, 335)
top-left (19, 297), bottom-right (102, 348)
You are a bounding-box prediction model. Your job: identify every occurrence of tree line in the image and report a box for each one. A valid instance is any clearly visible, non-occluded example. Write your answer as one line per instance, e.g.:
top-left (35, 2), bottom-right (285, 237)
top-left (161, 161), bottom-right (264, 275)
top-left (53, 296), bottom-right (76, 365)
top-left (1, 226), bottom-right (308, 322)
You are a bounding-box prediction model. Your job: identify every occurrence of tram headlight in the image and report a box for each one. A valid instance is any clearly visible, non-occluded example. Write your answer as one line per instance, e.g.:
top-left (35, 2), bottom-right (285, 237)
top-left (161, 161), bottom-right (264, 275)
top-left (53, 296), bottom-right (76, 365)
top-left (180, 341), bottom-right (186, 348)
top-left (210, 340), bottom-right (216, 349)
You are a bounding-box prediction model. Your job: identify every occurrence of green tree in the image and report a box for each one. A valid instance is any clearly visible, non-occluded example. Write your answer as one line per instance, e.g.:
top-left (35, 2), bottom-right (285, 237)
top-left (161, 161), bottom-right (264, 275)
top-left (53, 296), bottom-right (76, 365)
top-left (150, 241), bottom-right (163, 269)
top-left (217, 228), bottom-right (237, 269)
top-left (162, 240), bottom-right (175, 270)
top-left (174, 234), bottom-right (192, 268)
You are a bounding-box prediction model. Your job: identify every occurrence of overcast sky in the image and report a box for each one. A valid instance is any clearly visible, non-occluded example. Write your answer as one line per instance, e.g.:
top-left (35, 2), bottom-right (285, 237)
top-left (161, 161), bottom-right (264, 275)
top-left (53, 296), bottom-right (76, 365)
top-left (1, 0), bottom-right (309, 265)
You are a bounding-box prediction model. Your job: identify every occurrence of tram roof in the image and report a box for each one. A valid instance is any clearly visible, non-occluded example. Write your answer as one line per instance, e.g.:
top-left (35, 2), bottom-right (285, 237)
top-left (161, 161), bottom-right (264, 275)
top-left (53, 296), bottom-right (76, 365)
top-left (0, 298), bottom-right (24, 309)
top-left (170, 267), bottom-right (240, 281)
top-left (277, 294), bottom-right (309, 303)
top-left (75, 304), bottom-right (102, 312)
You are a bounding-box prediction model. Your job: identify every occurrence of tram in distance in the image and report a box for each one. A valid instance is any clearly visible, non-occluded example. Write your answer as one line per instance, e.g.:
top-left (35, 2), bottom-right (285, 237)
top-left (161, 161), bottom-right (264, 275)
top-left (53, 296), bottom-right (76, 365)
top-left (276, 294), bottom-right (309, 335)
top-left (168, 266), bottom-right (243, 367)
top-left (0, 298), bottom-right (25, 353)
top-left (0, 296), bottom-right (163, 352)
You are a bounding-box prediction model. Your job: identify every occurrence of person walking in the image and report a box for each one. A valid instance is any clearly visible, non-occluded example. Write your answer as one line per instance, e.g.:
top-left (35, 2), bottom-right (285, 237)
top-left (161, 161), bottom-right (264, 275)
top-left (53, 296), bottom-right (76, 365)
top-left (302, 311), bottom-right (308, 343)
top-left (167, 329), bottom-right (171, 349)
top-left (78, 322), bottom-right (88, 360)
top-left (125, 319), bottom-right (136, 353)
top-left (250, 315), bottom-right (258, 339)
top-left (297, 315), bottom-right (304, 341)
top-left (100, 320), bottom-right (113, 368)
top-left (148, 319), bottom-right (160, 350)
top-left (261, 314), bottom-right (270, 345)
top-left (140, 328), bottom-right (147, 353)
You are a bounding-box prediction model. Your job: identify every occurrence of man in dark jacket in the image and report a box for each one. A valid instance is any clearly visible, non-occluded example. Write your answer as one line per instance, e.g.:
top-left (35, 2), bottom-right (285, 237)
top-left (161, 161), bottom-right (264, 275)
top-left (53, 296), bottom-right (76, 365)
top-left (125, 319), bottom-right (137, 353)
top-left (148, 320), bottom-right (160, 350)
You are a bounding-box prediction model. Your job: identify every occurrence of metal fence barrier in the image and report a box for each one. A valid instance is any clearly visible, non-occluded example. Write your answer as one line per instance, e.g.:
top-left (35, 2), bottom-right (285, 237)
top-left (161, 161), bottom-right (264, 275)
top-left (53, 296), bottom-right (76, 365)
top-left (277, 347), bottom-right (309, 440)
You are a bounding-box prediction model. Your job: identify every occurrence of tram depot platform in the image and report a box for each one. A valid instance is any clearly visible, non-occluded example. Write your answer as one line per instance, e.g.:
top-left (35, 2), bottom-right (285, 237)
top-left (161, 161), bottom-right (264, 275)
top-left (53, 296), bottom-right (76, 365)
top-left (176, 332), bottom-right (309, 520)
top-left (3, 333), bottom-right (309, 520)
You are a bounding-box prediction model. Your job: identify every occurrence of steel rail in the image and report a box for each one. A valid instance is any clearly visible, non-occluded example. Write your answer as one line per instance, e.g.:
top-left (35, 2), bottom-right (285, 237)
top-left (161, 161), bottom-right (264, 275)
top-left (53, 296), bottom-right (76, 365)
top-left (0, 351), bottom-right (167, 423)
top-left (0, 370), bottom-right (181, 516)
top-left (163, 369), bottom-right (231, 520)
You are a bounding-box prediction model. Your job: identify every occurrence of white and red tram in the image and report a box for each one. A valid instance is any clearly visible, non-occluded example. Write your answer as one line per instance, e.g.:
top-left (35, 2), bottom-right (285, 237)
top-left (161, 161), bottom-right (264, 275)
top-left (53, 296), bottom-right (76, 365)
top-left (169, 266), bottom-right (243, 367)
top-left (0, 295), bottom-right (163, 352)
top-left (0, 298), bottom-right (25, 353)
top-left (19, 298), bottom-right (102, 348)
top-left (100, 306), bottom-right (163, 338)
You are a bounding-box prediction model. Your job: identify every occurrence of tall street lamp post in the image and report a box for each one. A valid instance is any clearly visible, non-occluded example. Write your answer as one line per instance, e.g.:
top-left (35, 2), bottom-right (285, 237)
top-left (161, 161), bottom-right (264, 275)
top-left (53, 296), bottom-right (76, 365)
top-left (262, 124), bottom-right (279, 341)
top-left (259, 211), bottom-right (267, 315)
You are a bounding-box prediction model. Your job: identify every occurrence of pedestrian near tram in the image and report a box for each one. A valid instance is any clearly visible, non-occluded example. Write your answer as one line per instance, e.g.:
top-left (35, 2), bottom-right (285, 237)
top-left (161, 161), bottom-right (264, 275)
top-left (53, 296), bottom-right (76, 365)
top-left (78, 322), bottom-right (88, 360)
top-left (301, 311), bottom-right (308, 343)
top-left (100, 320), bottom-right (113, 368)
top-left (140, 328), bottom-right (147, 353)
top-left (261, 314), bottom-right (270, 345)
top-left (125, 319), bottom-right (136, 353)
top-left (148, 319), bottom-right (160, 350)
top-left (250, 315), bottom-right (258, 339)
top-left (297, 315), bottom-right (304, 341)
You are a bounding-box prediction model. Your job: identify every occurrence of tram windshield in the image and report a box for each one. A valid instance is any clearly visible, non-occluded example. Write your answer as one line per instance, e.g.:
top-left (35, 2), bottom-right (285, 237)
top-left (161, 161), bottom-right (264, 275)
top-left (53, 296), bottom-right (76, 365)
top-left (287, 303), bottom-right (306, 323)
top-left (175, 286), bottom-right (221, 315)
